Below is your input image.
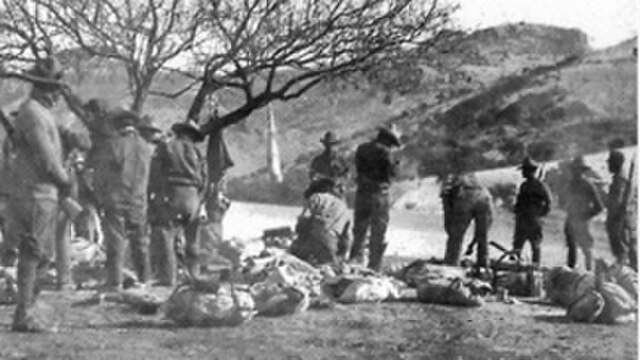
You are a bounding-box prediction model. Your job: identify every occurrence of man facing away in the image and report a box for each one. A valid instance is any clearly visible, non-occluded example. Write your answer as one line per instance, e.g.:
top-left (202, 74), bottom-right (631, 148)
top-left (350, 125), bottom-right (401, 271)
top-left (560, 156), bottom-right (604, 271)
top-left (93, 112), bottom-right (153, 290)
top-left (440, 173), bottom-right (493, 272)
top-left (149, 120), bottom-right (207, 285)
top-left (6, 57), bottom-right (72, 332)
top-left (512, 157), bottom-right (552, 266)
top-left (605, 150), bottom-right (637, 270)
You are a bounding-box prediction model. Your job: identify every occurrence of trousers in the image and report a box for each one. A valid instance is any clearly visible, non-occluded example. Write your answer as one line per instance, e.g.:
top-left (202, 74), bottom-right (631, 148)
top-left (8, 197), bottom-right (58, 327)
top-left (103, 208), bottom-right (150, 287)
top-left (351, 189), bottom-right (390, 271)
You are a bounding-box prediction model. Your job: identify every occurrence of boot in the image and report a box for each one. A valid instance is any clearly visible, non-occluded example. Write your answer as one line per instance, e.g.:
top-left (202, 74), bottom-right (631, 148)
top-left (368, 243), bottom-right (387, 272)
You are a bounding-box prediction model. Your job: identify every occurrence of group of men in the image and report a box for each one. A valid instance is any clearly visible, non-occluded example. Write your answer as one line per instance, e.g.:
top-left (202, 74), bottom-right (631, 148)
top-left (293, 125), bottom-right (402, 271)
top-left (0, 57), bottom-right (226, 332)
top-left (297, 125), bottom-right (637, 278)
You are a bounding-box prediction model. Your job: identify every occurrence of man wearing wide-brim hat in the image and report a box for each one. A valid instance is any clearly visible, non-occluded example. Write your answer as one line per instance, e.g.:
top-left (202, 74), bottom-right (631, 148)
top-left (512, 156), bottom-right (552, 266)
top-left (559, 155), bottom-right (605, 271)
top-left (350, 124), bottom-right (402, 271)
top-left (605, 149), bottom-right (637, 270)
top-left (5, 57), bottom-right (72, 332)
top-left (309, 131), bottom-right (349, 195)
top-left (148, 119), bottom-right (207, 285)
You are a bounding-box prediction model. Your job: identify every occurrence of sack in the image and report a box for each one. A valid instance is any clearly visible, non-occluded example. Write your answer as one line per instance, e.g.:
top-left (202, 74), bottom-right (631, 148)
top-left (251, 282), bottom-right (310, 316)
top-left (336, 276), bottom-right (400, 303)
top-left (595, 282), bottom-right (637, 324)
top-left (604, 263), bottom-right (638, 301)
top-left (567, 289), bottom-right (605, 323)
top-left (546, 267), bottom-right (595, 307)
top-left (164, 282), bottom-right (255, 327)
top-left (393, 260), bottom-right (468, 288)
top-left (417, 278), bottom-right (483, 307)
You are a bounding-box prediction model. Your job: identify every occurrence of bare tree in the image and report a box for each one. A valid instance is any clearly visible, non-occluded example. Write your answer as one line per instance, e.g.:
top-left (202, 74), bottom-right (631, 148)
top-left (1, 0), bottom-right (206, 113)
top-left (180, 0), bottom-right (457, 134)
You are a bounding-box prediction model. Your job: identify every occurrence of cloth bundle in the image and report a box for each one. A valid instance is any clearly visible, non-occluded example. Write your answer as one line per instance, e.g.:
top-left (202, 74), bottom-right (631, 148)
top-left (250, 282), bottom-right (310, 316)
top-left (164, 282), bottom-right (256, 327)
top-left (546, 263), bottom-right (637, 324)
top-left (416, 278), bottom-right (485, 307)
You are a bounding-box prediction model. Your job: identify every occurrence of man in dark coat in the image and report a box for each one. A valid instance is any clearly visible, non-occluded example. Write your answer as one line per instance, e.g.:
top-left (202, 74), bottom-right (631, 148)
top-left (94, 112), bottom-right (153, 289)
top-left (6, 57), bottom-right (72, 332)
top-left (149, 120), bottom-right (207, 284)
top-left (512, 157), bottom-right (552, 266)
top-left (559, 156), bottom-right (604, 271)
top-left (605, 150), bottom-right (637, 270)
top-left (441, 173), bottom-right (493, 271)
top-left (350, 125), bottom-right (401, 271)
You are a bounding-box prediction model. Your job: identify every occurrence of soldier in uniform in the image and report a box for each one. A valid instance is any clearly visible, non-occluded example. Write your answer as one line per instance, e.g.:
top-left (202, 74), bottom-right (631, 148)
top-left (309, 131), bottom-right (349, 196)
top-left (441, 173), bottom-right (493, 272)
top-left (605, 150), bottom-right (637, 270)
top-left (350, 125), bottom-right (401, 271)
top-left (94, 112), bottom-right (153, 289)
top-left (149, 120), bottom-right (207, 285)
top-left (6, 58), bottom-right (72, 332)
top-left (512, 157), bottom-right (552, 266)
top-left (560, 156), bottom-right (604, 271)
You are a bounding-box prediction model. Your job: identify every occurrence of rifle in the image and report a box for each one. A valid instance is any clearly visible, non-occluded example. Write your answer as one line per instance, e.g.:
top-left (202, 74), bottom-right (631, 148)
top-left (620, 155), bottom-right (636, 219)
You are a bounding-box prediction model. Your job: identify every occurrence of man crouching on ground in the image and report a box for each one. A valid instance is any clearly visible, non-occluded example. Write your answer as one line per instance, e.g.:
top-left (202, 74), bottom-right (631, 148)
top-left (291, 178), bottom-right (352, 265)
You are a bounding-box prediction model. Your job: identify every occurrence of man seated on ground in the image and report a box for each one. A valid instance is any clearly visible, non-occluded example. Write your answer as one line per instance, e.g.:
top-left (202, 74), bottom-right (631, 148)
top-left (291, 178), bottom-right (352, 266)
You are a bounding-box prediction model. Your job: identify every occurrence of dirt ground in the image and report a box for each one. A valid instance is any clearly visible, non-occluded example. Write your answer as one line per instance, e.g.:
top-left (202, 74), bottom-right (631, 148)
top-left (0, 207), bottom-right (637, 360)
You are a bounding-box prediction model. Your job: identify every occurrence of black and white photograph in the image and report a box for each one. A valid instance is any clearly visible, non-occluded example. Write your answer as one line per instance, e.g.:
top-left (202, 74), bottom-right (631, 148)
top-left (0, 0), bottom-right (637, 359)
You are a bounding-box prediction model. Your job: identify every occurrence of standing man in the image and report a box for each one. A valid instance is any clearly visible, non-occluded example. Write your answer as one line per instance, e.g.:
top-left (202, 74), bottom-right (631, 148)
top-left (441, 173), bottom-right (493, 272)
top-left (559, 156), bottom-right (604, 271)
top-left (605, 150), bottom-right (637, 270)
top-left (309, 131), bottom-right (349, 195)
top-left (512, 157), bottom-right (552, 266)
top-left (6, 57), bottom-right (71, 332)
top-left (149, 120), bottom-right (207, 285)
top-left (350, 125), bottom-right (401, 271)
top-left (94, 112), bottom-right (153, 290)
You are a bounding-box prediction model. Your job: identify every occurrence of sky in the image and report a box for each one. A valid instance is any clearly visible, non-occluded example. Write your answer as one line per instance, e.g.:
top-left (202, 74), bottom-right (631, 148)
top-left (449, 0), bottom-right (637, 49)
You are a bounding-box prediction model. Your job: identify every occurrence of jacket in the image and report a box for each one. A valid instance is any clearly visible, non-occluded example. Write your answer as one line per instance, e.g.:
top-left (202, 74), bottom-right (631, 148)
top-left (355, 140), bottom-right (398, 192)
top-left (515, 178), bottom-right (552, 219)
top-left (94, 128), bottom-right (151, 212)
top-left (309, 150), bottom-right (349, 181)
top-left (150, 135), bottom-right (206, 192)
top-left (10, 98), bottom-right (69, 200)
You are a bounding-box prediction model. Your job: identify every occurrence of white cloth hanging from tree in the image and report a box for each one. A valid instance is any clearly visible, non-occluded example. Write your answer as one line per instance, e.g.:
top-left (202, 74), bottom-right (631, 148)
top-left (267, 103), bottom-right (283, 183)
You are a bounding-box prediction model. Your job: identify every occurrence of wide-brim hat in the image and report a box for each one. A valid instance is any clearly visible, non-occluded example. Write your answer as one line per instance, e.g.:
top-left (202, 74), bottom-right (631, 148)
top-left (377, 124), bottom-right (402, 147)
top-left (571, 156), bottom-right (590, 171)
top-left (320, 131), bottom-right (340, 144)
top-left (27, 57), bottom-right (64, 84)
top-left (110, 109), bottom-right (141, 129)
top-left (171, 120), bottom-right (205, 142)
top-left (518, 156), bottom-right (538, 171)
top-left (137, 115), bottom-right (161, 133)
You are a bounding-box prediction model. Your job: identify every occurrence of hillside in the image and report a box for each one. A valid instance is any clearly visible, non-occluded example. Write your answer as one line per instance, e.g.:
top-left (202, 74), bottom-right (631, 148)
top-left (228, 25), bottom-right (636, 206)
top-left (0, 23), bottom-right (635, 208)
